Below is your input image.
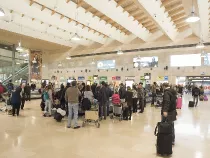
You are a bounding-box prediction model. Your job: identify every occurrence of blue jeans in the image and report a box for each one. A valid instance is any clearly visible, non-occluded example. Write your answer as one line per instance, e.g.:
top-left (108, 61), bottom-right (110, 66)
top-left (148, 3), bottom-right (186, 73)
top-left (67, 103), bottom-right (79, 127)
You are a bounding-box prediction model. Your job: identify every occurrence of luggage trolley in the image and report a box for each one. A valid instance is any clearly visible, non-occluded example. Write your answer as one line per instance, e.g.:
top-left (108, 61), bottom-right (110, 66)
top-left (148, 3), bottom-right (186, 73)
top-left (82, 100), bottom-right (100, 128)
top-left (110, 99), bottom-right (124, 121)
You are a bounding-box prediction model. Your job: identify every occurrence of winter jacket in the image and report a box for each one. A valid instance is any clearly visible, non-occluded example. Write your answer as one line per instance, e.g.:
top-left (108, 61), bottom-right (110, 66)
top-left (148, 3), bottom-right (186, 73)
top-left (137, 88), bottom-right (144, 99)
top-left (99, 86), bottom-right (109, 103)
top-left (162, 88), bottom-right (177, 122)
top-left (125, 90), bottom-right (133, 107)
top-left (112, 94), bottom-right (120, 105)
top-left (119, 87), bottom-right (126, 99)
top-left (65, 87), bottom-right (81, 104)
top-left (192, 87), bottom-right (200, 96)
top-left (11, 87), bottom-right (22, 105)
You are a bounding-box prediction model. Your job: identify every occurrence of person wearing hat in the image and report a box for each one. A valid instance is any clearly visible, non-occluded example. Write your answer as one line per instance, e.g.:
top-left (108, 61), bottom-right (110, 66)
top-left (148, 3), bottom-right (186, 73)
top-left (137, 82), bottom-right (145, 113)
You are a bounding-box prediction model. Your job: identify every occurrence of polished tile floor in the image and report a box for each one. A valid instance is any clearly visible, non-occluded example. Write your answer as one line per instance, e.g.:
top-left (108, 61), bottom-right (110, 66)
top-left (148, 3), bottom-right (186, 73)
top-left (0, 94), bottom-right (209, 158)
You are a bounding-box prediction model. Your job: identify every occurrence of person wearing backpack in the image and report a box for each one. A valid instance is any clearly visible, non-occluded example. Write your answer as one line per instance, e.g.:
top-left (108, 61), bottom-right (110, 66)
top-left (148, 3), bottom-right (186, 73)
top-left (43, 85), bottom-right (53, 117)
top-left (162, 83), bottom-right (177, 145)
top-left (192, 85), bottom-right (200, 107)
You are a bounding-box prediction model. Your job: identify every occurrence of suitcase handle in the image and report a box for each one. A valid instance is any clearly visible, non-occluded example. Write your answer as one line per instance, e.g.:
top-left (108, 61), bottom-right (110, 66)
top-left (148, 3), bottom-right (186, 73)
top-left (154, 124), bottom-right (158, 136)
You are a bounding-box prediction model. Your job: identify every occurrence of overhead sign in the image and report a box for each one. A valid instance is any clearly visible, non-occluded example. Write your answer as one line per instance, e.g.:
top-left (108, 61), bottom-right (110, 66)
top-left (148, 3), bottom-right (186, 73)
top-left (99, 76), bottom-right (107, 81)
top-left (78, 76), bottom-right (85, 80)
top-left (97, 60), bottom-right (115, 69)
top-left (112, 76), bottom-right (121, 80)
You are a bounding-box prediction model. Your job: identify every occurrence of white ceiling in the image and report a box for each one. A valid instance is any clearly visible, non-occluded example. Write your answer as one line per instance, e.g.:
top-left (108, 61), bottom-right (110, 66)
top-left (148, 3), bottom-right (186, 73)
top-left (0, 0), bottom-right (208, 51)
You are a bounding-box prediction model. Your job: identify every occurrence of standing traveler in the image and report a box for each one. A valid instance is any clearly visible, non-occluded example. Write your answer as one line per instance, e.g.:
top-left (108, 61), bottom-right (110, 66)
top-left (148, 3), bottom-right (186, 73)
top-left (0, 82), bottom-right (4, 100)
top-left (25, 83), bottom-right (31, 101)
top-left (162, 83), bottom-right (177, 145)
top-left (151, 82), bottom-right (157, 106)
top-left (132, 85), bottom-right (138, 113)
top-left (7, 80), bottom-right (14, 94)
top-left (119, 83), bottom-right (126, 99)
top-left (83, 85), bottom-right (94, 110)
top-left (57, 84), bottom-right (65, 109)
top-left (105, 83), bottom-right (112, 116)
top-left (112, 91), bottom-right (120, 105)
top-left (138, 83), bottom-right (145, 113)
top-left (21, 84), bottom-right (26, 110)
top-left (65, 81), bottom-right (81, 129)
top-left (192, 85), bottom-right (200, 107)
top-left (11, 87), bottom-right (22, 116)
top-left (124, 86), bottom-right (133, 120)
top-left (98, 81), bottom-right (109, 120)
top-left (43, 85), bottom-right (53, 117)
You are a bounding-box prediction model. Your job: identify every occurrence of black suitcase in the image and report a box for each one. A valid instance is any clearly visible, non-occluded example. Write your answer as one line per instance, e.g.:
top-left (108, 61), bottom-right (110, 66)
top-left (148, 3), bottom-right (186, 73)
top-left (154, 120), bottom-right (173, 156)
top-left (54, 112), bottom-right (63, 122)
top-left (188, 101), bottom-right (194, 107)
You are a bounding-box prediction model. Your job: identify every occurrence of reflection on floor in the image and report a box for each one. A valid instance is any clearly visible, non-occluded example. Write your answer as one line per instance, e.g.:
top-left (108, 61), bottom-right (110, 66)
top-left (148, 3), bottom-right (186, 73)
top-left (0, 94), bottom-right (209, 158)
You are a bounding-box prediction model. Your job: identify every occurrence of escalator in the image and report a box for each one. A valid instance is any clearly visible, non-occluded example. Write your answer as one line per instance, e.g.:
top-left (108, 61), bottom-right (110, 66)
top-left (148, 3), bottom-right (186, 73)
top-left (2, 65), bottom-right (29, 85)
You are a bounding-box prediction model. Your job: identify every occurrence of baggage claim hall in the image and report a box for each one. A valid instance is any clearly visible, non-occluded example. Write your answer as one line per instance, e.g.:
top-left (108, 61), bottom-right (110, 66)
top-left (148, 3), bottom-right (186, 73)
top-left (0, 0), bottom-right (210, 157)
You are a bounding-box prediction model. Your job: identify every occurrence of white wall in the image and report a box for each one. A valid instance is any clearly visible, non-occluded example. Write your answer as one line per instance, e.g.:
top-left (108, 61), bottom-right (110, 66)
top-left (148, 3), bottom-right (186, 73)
top-left (42, 46), bottom-right (210, 85)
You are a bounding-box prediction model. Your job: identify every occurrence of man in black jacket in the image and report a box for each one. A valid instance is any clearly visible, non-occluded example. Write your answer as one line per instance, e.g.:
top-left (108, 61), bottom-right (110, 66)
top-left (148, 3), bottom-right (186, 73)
top-left (99, 81), bottom-right (109, 120)
top-left (162, 83), bottom-right (177, 145)
top-left (119, 83), bottom-right (126, 99)
top-left (192, 85), bottom-right (200, 107)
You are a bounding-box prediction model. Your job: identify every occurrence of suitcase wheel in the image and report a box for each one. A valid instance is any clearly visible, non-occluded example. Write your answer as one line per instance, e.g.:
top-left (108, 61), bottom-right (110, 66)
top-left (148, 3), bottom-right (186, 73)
top-left (95, 121), bottom-right (100, 128)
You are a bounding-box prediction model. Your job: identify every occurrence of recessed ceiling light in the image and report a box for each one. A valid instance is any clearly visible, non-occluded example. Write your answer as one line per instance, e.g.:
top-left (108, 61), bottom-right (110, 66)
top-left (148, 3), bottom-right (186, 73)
top-left (0, 8), bottom-right (5, 17)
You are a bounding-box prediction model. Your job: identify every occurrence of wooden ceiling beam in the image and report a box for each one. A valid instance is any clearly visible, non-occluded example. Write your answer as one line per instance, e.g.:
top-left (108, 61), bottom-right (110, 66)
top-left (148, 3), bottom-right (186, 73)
top-left (116, 0), bottom-right (126, 7)
top-left (128, 10), bottom-right (140, 17)
top-left (177, 23), bottom-right (188, 29)
top-left (123, 3), bottom-right (135, 12)
top-left (168, 7), bottom-right (184, 16)
top-left (85, 6), bottom-right (92, 13)
top-left (173, 17), bottom-right (186, 24)
top-left (143, 22), bottom-right (154, 28)
top-left (164, 1), bottom-right (182, 11)
top-left (29, 0), bottom-right (35, 6)
top-left (41, 5), bottom-right (46, 11)
top-left (171, 12), bottom-right (186, 21)
top-left (60, 15), bottom-right (64, 19)
top-left (165, 3), bottom-right (182, 13)
top-left (161, 0), bottom-right (179, 7)
top-left (150, 28), bottom-right (159, 33)
top-left (21, 14), bottom-right (25, 17)
top-left (178, 25), bottom-right (190, 32)
top-left (77, 0), bottom-right (84, 8)
top-left (68, 18), bottom-right (72, 23)
top-left (147, 25), bottom-right (157, 30)
top-left (51, 10), bottom-right (56, 16)
top-left (66, 0), bottom-right (71, 3)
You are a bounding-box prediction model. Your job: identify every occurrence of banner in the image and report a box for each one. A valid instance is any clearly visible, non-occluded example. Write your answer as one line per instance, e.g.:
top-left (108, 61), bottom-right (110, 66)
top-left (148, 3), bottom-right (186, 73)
top-left (31, 51), bottom-right (42, 80)
top-left (78, 76), bottom-right (85, 80)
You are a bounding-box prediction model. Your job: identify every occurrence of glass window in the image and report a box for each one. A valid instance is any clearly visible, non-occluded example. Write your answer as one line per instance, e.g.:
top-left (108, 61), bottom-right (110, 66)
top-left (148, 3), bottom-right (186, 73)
top-left (204, 54), bottom-right (210, 66)
top-left (170, 54), bottom-right (201, 67)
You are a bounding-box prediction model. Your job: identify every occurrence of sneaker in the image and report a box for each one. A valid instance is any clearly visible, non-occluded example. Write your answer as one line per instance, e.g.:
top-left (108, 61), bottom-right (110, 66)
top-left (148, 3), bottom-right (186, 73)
top-left (74, 126), bottom-right (80, 129)
top-left (43, 114), bottom-right (46, 117)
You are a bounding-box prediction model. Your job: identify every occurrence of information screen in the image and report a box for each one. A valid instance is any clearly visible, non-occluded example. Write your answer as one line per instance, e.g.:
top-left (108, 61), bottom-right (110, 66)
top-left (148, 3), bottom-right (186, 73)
top-left (133, 56), bottom-right (158, 68)
top-left (170, 54), bottom-right (201, 67)
top-left (97, 60), bottom-right (115, 69)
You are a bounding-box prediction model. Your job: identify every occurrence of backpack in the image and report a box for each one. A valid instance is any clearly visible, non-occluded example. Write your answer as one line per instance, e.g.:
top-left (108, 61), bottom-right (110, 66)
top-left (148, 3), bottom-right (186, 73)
top-left (194, 89), bottom-right (199, 96)
top-left (43, 91), bottom-right (49, 101)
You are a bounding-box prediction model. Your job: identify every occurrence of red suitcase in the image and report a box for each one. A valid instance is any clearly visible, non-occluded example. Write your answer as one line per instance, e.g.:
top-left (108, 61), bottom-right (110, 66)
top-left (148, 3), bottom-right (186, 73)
top-left (176, 97), bottom-right (182, 109)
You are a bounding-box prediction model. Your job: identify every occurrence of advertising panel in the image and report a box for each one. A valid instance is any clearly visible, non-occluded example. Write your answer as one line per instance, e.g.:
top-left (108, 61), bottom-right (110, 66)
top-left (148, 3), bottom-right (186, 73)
top-left (133, 56), bottom-right (158, 68)
top-left (97, 60), bottom-right (115, 69)
top-left (31, 51), bottom-right (42, 80)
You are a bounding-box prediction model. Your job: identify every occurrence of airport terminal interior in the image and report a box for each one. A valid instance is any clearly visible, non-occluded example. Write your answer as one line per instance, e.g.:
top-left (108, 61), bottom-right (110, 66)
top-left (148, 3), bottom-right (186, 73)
top-left (0, 0), bottom-right (210, 157)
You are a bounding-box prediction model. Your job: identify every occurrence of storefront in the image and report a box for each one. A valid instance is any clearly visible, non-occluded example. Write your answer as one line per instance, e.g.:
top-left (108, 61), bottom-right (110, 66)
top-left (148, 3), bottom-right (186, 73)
top-left (156, 76), bottom-right (168, 84)
top-left (78, 76), bottom-right (85, 83)
top-left (112, 76), bottom-right (121, 86)
top-left (99, 76), bottom-right (108, 83)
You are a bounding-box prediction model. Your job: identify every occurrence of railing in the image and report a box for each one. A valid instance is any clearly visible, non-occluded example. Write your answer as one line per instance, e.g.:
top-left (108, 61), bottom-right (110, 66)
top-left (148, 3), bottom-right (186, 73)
top-left (2, 65), bottom-right (29, 85)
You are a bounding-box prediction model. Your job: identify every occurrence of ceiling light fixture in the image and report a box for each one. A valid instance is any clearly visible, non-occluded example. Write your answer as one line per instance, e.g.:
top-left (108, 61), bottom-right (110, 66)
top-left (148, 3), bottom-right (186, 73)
top-left (186, 1), bottom-right (200, 23)
top-left (201, 50), bottom-right (207, 58)
top-left (58, 62), bottom-right (62, 67)
top-left (71, 33), bottom-right (80, 41)
top-left (117, 49), bottom-right (123, 55)
top-left (66, 55), bottom-right (72, 60)
top-left (42, 64), bottom-right (46, 68)
top-left (16, 42), bottom-right (23, 51)
top-left (0, 8), bottom-right (5, 17)
top-left (196, 40), bottom-right (205, 49)
top-left (91, 58), bottom-right (95, 65)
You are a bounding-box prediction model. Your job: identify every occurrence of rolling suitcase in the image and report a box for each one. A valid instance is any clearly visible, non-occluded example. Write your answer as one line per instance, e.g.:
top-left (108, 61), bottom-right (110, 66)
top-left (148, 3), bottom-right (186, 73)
top-left (188, 101), bottom-right (194, 107)
top-left (154, 118), bottom-right (173, 156)
top-left (176, 97), bottom-right (182, 109)
top-left (54, 112), bottom-right (63, 122)
top-left (204, 95), bottom-right (208, 101)
top-left (200, 95), bottom-right (204, 101)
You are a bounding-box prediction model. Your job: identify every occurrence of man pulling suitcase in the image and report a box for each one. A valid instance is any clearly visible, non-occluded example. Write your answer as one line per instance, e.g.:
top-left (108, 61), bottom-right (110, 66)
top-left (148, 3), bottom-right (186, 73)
top-left (155, 83), bottom-right (177, 156)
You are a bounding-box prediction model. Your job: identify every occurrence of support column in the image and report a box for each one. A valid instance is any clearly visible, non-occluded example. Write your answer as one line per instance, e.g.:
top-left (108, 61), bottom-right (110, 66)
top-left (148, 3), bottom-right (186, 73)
top-left (12, 44), bottom-right (15, 83)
